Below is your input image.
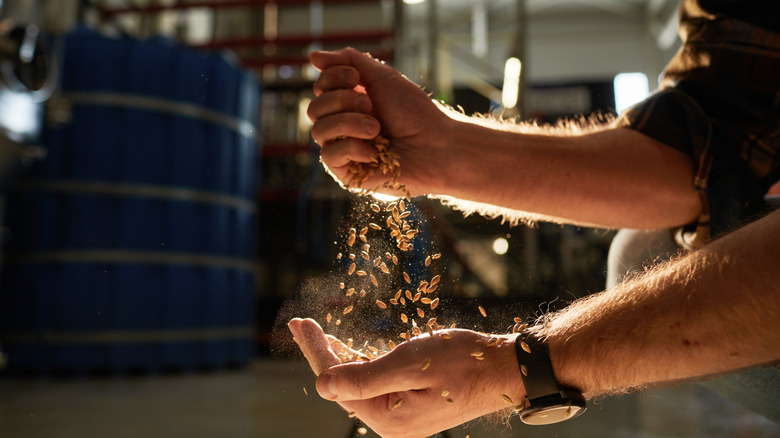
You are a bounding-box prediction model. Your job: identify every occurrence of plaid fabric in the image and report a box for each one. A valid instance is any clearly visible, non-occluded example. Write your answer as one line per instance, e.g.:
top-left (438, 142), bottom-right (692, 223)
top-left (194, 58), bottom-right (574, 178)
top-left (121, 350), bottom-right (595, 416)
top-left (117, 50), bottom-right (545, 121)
top-left (614, 0), bottom-right (780, 237)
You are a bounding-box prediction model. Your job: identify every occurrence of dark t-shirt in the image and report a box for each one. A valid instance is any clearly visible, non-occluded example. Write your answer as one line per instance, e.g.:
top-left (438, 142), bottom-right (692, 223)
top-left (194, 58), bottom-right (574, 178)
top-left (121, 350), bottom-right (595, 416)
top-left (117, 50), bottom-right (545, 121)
top-left (614, 0), bottom-right (780, 235)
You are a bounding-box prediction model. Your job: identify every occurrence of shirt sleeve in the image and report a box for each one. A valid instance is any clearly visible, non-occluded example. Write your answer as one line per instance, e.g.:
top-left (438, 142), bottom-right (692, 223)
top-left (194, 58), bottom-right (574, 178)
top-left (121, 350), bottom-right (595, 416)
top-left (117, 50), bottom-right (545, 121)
top-left (612, 89), bottom-right (769, 237)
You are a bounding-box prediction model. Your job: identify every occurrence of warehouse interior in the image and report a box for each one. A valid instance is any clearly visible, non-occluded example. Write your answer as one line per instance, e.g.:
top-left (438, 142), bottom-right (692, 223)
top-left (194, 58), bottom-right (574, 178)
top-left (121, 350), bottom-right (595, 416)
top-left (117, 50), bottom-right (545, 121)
top-left (0, 0), bottom-right (778, 437)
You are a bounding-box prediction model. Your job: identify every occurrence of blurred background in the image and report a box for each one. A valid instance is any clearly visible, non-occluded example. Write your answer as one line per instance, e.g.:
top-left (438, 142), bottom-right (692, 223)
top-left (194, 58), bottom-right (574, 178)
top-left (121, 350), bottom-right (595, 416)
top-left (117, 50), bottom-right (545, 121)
top-left (0, 0), bottom-right (777, 437)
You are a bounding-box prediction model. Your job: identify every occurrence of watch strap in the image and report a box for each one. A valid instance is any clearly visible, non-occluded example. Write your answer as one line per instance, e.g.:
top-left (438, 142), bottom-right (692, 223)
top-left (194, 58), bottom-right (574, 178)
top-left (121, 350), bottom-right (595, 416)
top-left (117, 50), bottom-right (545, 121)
top-left (514, 330), bottom-right (561, 400)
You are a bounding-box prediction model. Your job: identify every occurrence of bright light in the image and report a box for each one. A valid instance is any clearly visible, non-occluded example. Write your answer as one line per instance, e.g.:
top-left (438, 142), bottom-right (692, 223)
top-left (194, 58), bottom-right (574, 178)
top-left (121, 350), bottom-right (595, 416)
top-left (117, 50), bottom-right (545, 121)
top-left (492, 237), bottom-right (509, 255)
top-left (403, 0), bottom-right (426, 4)
top-left (614, 72), bottom-right (649, 114)
top-left (372, 192), bottom-right (400, 202)
top-left (501, 57), bottom-right (522, 109)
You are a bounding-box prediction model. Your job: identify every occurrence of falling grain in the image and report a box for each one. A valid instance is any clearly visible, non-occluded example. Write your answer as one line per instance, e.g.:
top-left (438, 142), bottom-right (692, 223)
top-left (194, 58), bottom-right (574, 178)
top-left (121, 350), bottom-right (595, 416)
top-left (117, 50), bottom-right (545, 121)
top-left (369, 223), bottom-right (381, 230)
top-left (392, 398), bottom-right (403, 409)
top-left (370, 203), bottom-right (381, 213)
top-left (478, 306), bottom-right (487, 317)
top-left (430, 298), bottom-right (440, 310)
top-left (502, 394), bottom-right (514, 404)
top-left (348, 263), bottom-right (356, 275)
top-left (343, 306), bottom-right (354, 315)
top-left (326, 313), bottom-right (332, 323)
top-left (370, 274), bottom-right (378, 287)
top-left (403, 272), bottom-right (411, 283)
top-left (401, 313), bottom-right (408, 323)
top-left (421, 357), bottom-right (431, 371)
top-left (425, 256), bottom-right (431, 266)
top-left (356, 270), bottom-right (367, 276)
top-left (432, 253), bottom-right (441, 259)
top-left (520, 341), bottom-right (531, 354)
top-left (441, 389), bottom-right (449, 397)
top-left (430, 274), bottom-right (441, 286)
top-left (417, 308), bottom-right (425, 318)
top-left (375, 300), bottom-right (387, 309)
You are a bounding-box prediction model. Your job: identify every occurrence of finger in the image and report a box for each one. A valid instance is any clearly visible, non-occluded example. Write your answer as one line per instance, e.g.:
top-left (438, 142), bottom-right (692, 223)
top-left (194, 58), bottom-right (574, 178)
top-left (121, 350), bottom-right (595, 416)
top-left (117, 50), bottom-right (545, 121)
top-left (310, 48), bottom-right (396, 87)
top-left (295, 318), bottom-right (341, 376)
top-left (312, 65), bottom-right (359, 96)
top-left (316, 341), bottom-right (434, 401)
top-left (307, 89), bottom-right (372, 123)
top-left (310, 113), bottom-right (380, 145)
top-left (288, 318), bottom-right (304, 341)
top-left (320, 137), bottom-right (378, 169)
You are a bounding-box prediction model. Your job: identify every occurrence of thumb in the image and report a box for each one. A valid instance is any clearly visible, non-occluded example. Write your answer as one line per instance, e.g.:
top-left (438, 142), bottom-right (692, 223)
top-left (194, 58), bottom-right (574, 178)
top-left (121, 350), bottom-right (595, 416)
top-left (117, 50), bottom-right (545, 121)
top-left (310, 47), bottom-right (396, 87)
top-left (315, 345), bottom-right (434, 401)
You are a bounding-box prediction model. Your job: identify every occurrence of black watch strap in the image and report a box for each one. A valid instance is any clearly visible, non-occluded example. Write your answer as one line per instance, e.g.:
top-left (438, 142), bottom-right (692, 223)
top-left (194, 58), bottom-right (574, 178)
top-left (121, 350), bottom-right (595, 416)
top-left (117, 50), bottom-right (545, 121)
top-left (515, 330), bottom-right (560, 399)
top-left (514, 329), bottom-right (586, 425)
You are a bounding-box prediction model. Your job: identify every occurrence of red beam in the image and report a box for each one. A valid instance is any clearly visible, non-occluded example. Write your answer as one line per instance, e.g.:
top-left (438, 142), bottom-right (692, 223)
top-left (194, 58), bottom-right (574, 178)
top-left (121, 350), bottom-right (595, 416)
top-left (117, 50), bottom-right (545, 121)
top-left (238, 48), bottom-right (392, 68)
top-left (100, 0), bottom-right (381, 18)
top-left (196, 29), bottom-right (393, 50)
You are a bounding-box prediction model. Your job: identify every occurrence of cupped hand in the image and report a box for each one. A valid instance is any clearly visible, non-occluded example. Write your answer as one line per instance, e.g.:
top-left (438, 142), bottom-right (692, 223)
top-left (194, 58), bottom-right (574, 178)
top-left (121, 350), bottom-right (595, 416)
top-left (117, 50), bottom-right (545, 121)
top-left (306, 48), bottom-right (455, 197)
top-left (288, 318), bottom-right (526, 438)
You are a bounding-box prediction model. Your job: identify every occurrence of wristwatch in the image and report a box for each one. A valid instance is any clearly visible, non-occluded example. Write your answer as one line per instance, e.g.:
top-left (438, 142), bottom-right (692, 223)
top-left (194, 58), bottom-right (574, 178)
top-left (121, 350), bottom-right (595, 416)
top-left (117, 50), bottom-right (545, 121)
top-left (514, 329), bottom-right (586, 425)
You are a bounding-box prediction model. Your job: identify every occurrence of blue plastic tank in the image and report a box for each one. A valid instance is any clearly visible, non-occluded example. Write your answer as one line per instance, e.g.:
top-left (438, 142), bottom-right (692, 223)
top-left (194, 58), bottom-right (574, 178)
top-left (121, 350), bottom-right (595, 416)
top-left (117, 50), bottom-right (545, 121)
top-left (0, 28), bottom-right (260, 374)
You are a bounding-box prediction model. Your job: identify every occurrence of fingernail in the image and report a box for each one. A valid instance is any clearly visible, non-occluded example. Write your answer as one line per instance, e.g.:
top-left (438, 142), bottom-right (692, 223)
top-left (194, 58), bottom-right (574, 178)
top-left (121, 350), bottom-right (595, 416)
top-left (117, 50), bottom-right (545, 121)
top-left (340, 69), bottom-right (358, 85)
top-left (363, 117), bottom-right (380, 135)
top-left (317, 372), bottom-right (339, 400)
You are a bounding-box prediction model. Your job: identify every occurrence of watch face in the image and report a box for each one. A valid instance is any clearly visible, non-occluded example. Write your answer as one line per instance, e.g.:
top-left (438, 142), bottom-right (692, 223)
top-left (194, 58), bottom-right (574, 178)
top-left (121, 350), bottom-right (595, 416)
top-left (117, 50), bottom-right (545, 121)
top-left (520, 404), bottom-right (586, 425)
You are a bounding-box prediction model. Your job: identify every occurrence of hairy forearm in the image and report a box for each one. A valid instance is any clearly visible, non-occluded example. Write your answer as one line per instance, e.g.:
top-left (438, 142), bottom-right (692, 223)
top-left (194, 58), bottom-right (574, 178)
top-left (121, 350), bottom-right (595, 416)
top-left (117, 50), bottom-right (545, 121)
top-left (433, 117), bottom-right (700, 229)
top-left (536, 210), bottom-right (780, 397)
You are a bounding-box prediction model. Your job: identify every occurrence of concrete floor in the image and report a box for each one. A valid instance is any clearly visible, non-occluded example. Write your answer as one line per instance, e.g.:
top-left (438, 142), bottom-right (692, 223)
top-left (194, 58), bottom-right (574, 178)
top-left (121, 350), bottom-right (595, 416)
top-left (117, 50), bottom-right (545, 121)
top-left (1, 359), bottom-right (778, 438)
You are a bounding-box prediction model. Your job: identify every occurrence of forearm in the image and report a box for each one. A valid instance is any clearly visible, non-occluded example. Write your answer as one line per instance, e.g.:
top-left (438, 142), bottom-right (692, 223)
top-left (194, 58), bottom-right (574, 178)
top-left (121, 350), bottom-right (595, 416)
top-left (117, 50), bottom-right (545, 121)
top-left (434, 118), bottom-right (700, 229)
top-left (536, 210), bottom-right (780, 397)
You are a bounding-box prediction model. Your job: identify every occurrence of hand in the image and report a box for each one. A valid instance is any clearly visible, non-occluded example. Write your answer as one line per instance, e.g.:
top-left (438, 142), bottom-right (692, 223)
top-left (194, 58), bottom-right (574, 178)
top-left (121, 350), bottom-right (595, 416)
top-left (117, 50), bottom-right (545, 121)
top-left (288, 318), bottom-right (526, 438)
top-left (306, 48), bottom-right (454, 197)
